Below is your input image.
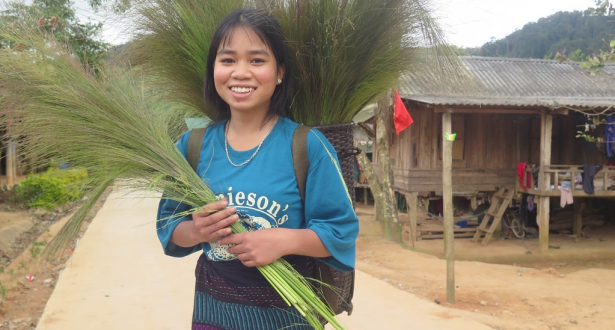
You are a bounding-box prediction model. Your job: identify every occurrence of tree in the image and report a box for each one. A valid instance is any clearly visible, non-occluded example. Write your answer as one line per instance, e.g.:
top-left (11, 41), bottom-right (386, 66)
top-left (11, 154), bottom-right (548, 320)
top-left (588, 0), bottom-right (613, 16)
top-left (477, 11), bottom-right (614, 59)
top-left (582, 0), bottom-right (615, 74)
top-left (0, 0), bottom-right (109, 69)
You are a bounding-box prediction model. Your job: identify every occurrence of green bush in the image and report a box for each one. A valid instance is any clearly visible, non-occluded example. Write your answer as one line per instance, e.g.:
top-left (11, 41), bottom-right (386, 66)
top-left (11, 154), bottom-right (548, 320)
top-left (13, 167), bottom-right (88, 210)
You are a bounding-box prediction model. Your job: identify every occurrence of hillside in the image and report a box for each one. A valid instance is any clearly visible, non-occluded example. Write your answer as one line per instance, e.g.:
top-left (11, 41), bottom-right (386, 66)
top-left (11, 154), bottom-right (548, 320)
top-left (470, 11), bottom-right (615, 59)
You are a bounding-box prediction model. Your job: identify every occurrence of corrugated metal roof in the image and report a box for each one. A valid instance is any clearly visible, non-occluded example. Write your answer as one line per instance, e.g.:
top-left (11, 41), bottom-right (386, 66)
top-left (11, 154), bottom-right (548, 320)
top-left (398, 56), bottom-right (615, 108)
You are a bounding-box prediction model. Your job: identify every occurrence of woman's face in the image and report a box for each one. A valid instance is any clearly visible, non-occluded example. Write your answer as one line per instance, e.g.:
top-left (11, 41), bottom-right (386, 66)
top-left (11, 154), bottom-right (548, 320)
top-left (213, 27), bottom-right (284, 116)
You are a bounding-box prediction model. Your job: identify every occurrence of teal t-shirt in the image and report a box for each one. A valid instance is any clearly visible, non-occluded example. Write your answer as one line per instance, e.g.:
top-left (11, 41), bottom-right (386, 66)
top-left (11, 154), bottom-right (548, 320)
top-left (156, 117), bottom-right (358, 271)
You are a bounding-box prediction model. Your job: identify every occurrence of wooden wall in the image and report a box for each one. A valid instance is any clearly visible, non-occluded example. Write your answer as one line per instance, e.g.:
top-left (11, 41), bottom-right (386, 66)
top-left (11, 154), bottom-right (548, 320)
top-left (385, 104), bottom-right (532, 170)
top-left (371, 103), bottom-right (610, 193)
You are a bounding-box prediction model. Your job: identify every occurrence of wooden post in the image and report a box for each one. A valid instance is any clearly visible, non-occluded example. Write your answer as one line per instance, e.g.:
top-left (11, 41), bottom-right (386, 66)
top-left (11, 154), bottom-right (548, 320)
top-left (538, 112), bottom-right (552, 252)
top-left (442, 112), bottom-right (455, 304)
top-left (404, 192), bottom-right (418, 247)
top-left (573, 199), bottom-right (586, 237)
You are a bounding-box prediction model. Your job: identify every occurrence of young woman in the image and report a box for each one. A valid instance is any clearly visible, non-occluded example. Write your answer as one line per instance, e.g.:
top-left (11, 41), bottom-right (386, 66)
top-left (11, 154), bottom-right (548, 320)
top-left (156, 9), bottom-right (358, 330)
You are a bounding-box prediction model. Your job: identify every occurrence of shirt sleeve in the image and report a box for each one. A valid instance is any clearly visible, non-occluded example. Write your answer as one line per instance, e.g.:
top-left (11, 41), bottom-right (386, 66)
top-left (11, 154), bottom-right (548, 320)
top-left (304, 129), bottom-right (359, 272)
top-left (156, 131), bottom-right (202, 257)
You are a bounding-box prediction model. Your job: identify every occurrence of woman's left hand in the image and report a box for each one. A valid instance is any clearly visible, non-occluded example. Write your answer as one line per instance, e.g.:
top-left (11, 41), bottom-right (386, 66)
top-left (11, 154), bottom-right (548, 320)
top-left (219, 229), bottom-right (288, 267)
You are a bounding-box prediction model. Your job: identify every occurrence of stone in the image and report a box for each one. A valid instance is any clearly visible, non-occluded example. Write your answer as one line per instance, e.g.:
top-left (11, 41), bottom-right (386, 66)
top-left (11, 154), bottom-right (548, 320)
top-left (569, 317), bottom-right (578, 324)
top-left (479, 301), bottom-right (487, 306)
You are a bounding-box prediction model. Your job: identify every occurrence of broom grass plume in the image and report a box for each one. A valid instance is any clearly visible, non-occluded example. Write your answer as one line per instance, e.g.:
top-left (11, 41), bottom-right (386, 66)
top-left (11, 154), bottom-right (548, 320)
top-left (124, 0), bottom-right (471, 125)
top-left (0, 22), bottom-right (346, 330)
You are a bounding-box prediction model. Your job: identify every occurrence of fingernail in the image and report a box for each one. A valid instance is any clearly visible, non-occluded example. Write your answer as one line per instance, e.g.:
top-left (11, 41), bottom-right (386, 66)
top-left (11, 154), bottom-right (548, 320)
top-left (220, 200), bottom-right (228, 206)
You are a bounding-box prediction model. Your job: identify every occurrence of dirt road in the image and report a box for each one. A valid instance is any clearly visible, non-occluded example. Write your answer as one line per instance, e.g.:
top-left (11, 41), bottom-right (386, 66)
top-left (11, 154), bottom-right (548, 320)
top-left (35, 189), bottom-right (496, 330)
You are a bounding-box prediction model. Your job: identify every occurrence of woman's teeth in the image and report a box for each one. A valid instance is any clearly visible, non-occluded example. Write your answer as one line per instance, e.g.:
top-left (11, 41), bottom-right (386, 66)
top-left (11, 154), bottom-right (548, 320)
top-left (231, 87), bottom-right (254, 93)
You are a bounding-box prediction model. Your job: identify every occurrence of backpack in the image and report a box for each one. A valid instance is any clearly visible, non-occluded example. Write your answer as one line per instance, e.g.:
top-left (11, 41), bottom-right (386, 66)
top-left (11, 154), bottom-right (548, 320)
top-left (187, 125), bottom-right (354, 316)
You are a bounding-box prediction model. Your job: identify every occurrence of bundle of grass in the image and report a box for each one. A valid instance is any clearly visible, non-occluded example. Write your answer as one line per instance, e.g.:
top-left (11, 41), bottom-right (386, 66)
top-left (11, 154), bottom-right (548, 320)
top-left (0, 24), bottom-right (346, 329)
top-left (125, 0), bottom-right (465, 125)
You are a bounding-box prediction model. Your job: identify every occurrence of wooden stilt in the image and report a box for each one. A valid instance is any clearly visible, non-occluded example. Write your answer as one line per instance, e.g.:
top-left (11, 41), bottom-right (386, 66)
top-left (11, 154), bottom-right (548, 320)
top-left (442, 112), bottom-right (455, 304)
top-left (573, 199), bottom-right (586, 237)
top-left (537, 112), bottom-right (553, 253)
top-left (404, 192), bottom-right (418, 246)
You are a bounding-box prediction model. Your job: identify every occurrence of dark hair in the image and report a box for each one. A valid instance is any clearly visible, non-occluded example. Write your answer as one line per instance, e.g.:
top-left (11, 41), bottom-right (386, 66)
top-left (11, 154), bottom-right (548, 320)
top-left (204, 9), bottom-right (292, 122)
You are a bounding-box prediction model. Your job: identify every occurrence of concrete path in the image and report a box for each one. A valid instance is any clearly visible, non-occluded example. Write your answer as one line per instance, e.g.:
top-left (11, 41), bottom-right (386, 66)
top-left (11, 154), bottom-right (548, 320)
top-left (36, 189), bottom-right (494, 330)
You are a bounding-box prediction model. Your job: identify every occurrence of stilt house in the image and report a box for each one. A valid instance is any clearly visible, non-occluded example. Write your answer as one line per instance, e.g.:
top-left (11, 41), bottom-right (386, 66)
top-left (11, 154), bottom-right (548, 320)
top-left (370, 56), bottom-right (615, 251)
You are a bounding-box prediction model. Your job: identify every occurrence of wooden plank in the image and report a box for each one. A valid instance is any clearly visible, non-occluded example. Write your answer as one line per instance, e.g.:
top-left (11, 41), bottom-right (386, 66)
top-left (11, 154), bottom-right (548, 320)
top-left (432, 112), bottom-right (440, 169)
top-left (409, 105), bottom-right (421, 169)
top-left (442, 112), bottom-right (455, 304)
top-left (418, 226), bottom-right (477, 232)
top-left (418, 233), bottom-right (476, 239)
top-left (418, 107), bottom-right (432, 169)
top-left (433, 108), bottom-right (568, 115)
top-left (394, 176), bottom-right (518, 185)
top-left (517, 117), bottom-right (531, 164)
top-left (465, 114), bottom-right (486, 168)
top-left (387, 168), bottom-right (517, 178)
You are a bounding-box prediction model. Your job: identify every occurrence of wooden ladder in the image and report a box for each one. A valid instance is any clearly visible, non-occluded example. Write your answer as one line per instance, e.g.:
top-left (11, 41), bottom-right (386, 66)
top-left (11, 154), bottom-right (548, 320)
top-left (472, 187), bottom-right (515, 245)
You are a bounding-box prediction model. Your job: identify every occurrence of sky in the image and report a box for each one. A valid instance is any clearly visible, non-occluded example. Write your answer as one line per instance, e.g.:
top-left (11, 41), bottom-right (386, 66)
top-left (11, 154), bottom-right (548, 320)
top-left (70, 0), bottom-right (600, 47)
top-left (433, 0), bottom-right (598, 47)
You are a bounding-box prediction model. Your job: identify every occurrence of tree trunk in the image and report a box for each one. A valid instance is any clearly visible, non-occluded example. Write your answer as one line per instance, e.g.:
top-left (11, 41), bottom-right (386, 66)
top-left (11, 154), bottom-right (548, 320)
top-left (356, 151), bottom-right (384, 224)
top-left (376, 95), bottom-right (400, 241)
top-left (356, 94), bottom-right (400, 241)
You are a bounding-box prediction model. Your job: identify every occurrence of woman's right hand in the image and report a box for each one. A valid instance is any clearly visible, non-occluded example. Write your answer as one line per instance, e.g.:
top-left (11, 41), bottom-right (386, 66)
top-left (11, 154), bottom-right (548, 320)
top-left (191, 199), bottom-right (238, 243)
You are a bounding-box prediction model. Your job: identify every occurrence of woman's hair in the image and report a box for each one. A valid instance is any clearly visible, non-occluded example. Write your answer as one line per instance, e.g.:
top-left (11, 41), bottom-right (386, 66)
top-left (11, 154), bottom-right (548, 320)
top-left (204, 8), bottom-right (292, 122)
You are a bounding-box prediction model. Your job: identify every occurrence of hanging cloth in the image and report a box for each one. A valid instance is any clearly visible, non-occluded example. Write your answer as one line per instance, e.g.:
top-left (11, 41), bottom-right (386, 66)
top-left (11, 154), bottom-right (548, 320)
top-left (582, 165), bottom-right (603, 194)
top-left (517, 163), bottom-right (531, 189)
top-left (606, 116), bottom-right (615, 158)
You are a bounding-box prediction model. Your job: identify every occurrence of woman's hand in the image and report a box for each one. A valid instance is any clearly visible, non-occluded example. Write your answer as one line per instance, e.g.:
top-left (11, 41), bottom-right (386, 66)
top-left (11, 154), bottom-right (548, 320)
top-left (219, 229), bottom-right (287, 267)
top-left (190, 199), bottom-right (238, 243)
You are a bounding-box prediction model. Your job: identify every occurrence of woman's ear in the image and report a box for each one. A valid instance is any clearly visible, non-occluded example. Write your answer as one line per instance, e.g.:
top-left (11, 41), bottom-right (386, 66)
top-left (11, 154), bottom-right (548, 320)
top-left (277, 65), bottom-right (285, 84)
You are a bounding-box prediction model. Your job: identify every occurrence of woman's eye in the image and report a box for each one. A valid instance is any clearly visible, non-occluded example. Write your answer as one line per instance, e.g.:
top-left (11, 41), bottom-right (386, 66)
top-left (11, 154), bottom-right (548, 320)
top-left (251, 58), bottom-right (265, 64)
top-left (219, 58), bottom-right (234, 64)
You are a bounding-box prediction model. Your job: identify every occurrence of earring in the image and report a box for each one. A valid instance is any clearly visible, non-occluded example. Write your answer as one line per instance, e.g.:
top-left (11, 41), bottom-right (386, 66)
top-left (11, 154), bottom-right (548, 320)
top-left (277, 78), bottom-right (282, 84)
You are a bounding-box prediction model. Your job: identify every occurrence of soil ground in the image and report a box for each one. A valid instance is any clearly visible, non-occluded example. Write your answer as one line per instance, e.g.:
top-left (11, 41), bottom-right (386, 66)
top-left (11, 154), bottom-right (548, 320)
top-left (0, 189), bottom-right (111, 330)
top-left (0, 196), bottom-right (614, 330)
top-left (355, 205), bottom-right (615, 330)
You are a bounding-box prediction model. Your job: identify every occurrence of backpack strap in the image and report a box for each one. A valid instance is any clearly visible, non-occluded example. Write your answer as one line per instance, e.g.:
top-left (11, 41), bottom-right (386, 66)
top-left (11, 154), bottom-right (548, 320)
top-left (187, 127), bottom-right (207, 172)
top-left (292, 126), bottom-right (311, 201)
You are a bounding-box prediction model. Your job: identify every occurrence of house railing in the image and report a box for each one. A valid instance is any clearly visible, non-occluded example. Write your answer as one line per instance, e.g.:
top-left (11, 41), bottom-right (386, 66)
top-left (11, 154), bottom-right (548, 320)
top-left (518, 165), bottom-right (615, 196)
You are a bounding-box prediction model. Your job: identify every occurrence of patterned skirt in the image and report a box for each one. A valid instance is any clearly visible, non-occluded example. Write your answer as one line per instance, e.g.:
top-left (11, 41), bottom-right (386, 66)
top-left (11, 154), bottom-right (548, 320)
top-left (192, 253), bottom-right (315, 330)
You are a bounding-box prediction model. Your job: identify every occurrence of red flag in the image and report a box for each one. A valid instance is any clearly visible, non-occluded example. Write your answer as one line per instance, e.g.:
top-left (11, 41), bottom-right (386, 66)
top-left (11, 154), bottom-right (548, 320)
top-left (393, 89), bottom-right (413, 135)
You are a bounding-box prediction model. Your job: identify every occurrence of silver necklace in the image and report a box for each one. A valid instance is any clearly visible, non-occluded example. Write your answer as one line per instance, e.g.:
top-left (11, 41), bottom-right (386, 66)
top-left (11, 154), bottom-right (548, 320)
top-left (225, 116), bottom-right (278, 167)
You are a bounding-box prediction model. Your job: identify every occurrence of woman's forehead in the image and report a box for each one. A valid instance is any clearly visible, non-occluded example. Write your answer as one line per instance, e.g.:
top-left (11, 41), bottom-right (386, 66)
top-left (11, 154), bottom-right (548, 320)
top-left (219, 26), bottom-right (270, 50)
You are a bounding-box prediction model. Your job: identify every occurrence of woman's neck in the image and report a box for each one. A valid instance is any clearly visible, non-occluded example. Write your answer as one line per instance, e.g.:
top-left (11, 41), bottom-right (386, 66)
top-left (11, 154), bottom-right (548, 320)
top-left (225, 112), bottom-right (278, 151)
top-left (227, 111), bottom-right (272, 135)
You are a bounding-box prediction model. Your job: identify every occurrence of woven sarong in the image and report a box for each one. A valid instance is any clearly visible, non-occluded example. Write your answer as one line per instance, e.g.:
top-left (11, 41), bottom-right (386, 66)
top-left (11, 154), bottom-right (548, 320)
top-left (192, 253), bottom-right (314, 330)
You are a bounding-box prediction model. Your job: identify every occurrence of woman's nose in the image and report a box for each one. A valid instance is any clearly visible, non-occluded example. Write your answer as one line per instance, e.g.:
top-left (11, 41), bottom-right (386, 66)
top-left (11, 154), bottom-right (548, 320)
top-left (231, 61), bottom-right (252, 79)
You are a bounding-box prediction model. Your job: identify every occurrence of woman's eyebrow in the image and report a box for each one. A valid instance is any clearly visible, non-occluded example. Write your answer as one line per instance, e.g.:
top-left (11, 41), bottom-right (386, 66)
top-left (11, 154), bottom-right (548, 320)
top-left (217, 49), bottom-right (271, 56)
